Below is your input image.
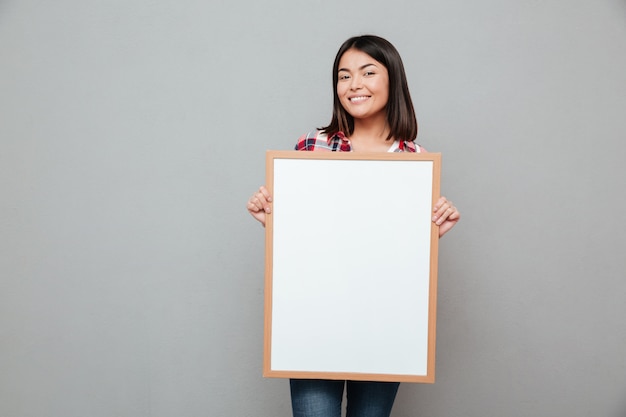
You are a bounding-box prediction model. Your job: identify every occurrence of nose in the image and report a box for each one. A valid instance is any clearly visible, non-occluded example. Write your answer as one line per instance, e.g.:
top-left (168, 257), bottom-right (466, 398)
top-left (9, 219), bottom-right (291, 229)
top-left (349, 74), bottom-right (362, 90)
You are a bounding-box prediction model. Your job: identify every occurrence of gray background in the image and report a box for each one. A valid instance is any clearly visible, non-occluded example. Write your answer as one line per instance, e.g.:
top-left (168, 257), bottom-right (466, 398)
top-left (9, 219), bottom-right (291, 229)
top-left (1, 0), bottom-right (625, 416)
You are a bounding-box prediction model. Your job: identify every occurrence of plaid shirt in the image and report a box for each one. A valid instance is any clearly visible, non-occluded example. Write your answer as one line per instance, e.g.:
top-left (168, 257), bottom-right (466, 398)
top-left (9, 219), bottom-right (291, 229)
top-left (295, 131), bottom-right (420, 152)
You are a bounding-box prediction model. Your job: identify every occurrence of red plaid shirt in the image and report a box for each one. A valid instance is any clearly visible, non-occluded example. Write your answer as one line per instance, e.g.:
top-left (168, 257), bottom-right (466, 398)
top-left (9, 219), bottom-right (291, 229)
top-left (295, 131), bottom-right (420, 152)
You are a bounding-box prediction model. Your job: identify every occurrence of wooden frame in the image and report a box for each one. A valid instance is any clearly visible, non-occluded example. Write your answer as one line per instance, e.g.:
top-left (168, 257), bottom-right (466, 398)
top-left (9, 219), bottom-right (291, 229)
top-left (264, 150), bottom-right (441, 383)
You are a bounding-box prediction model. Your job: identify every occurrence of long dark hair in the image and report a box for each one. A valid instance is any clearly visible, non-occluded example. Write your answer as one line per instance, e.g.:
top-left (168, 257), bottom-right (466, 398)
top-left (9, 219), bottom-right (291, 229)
top-left (321, 35), bottom-right (418, 141)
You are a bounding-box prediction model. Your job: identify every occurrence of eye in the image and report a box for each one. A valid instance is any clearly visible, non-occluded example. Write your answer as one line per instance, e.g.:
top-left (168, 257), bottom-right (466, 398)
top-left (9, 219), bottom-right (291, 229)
top-left (364, 71), bottom-right (375, 76)
top-left (338, 74), bottom-right (351, 81)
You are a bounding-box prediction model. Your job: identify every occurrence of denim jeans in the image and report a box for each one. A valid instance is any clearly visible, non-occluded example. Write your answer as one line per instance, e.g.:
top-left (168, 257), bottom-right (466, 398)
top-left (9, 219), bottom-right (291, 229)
top-left (290, 379), bottom-right (400, 417)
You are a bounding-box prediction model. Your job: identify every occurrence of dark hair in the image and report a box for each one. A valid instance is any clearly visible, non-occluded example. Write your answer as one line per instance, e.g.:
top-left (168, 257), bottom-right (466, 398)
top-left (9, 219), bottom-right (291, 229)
top-left (321, 35), bottom-right (418, 141)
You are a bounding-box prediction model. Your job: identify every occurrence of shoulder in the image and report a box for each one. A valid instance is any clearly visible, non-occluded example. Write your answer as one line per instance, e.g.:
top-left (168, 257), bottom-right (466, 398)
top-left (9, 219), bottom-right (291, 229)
top-left (294, 130), bottom-right (348, 151)
top-left (294, 130), bottom-right (326, 151)
top-left (397, 141), bottom-right (423, 153)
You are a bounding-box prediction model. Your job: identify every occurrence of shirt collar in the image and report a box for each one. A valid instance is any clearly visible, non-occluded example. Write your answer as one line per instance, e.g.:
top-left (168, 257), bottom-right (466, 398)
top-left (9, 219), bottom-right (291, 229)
top-left (327, 131), bottom-right (349, 144)
top-left (328, 131), bottom-right (417, 152)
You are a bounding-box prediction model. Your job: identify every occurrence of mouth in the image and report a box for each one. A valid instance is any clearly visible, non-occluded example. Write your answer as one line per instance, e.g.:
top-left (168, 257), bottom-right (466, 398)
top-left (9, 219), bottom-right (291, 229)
top-left (349, 96), bottom-right (370, 103)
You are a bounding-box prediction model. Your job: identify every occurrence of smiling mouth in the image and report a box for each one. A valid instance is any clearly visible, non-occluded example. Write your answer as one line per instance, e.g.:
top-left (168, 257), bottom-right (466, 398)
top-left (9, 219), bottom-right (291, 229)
top-left (349, 96), bottom-right (370, 103)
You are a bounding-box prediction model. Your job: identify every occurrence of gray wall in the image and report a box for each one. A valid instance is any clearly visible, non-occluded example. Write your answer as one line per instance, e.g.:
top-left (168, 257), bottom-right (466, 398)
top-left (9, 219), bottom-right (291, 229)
top-left (1, 0), bottom-right (625, 416)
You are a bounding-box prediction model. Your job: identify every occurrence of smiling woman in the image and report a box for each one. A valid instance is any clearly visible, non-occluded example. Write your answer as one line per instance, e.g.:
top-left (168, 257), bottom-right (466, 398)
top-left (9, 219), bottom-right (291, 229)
top-left (246, 35), bottom-right (460, 417)
top-left (324, 35), bottom-right (417, 150)
top-left (335, 49), bottom-right (390, 141)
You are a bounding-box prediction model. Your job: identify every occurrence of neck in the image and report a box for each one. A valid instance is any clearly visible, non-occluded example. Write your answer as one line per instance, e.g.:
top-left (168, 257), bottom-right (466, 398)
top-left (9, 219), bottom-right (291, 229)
top-left (349, 114), bottom-right (392, 150)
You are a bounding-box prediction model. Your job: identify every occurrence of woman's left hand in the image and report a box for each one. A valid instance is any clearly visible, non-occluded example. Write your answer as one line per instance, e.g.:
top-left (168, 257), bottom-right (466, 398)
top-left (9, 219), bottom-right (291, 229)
top-left (432, 196), bottom-right (460, 237)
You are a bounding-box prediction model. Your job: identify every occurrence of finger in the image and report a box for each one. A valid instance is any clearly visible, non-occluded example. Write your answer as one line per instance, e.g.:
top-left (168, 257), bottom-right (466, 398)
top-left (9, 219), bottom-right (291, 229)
top-left (252, 192), bottom-right (272, 214)
top-left (258, 186), bottom-right (272, 202)
top-left (247, 191), bottom-right (266, 211)
top-left (433, 196), bottom-right (448, 212)
top-left (432, 199), bottom-right (451, 218)
top-left (247, 200), bottom-right (262, 212)
top-left (447, 207), bottom-right (460, 220)
top-left (434, 206), bottom-right (455, 225)
top-left (433, 198), bottom-right (454, 223)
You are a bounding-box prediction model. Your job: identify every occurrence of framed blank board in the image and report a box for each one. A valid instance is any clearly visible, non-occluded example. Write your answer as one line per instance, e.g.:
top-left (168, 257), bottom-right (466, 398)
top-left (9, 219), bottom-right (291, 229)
top-left (264, 150), bottom-right (441, 383)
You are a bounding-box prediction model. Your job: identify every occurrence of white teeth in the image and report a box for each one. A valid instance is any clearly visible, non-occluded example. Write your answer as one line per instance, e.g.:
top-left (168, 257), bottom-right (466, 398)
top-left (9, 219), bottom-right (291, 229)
top-left (350, 96), bottom-right (369, 102)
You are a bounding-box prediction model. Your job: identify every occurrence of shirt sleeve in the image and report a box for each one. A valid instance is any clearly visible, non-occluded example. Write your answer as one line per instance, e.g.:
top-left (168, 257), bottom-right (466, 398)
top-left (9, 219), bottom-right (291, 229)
top-left (294, 131), bottom-right (318, 151)
top-left (294, 133), bottom-right (307, 150)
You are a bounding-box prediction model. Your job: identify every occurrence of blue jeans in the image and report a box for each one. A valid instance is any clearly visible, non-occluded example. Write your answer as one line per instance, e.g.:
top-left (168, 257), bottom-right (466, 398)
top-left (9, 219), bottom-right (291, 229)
top-left (290, 379), bottom-right (400, 417)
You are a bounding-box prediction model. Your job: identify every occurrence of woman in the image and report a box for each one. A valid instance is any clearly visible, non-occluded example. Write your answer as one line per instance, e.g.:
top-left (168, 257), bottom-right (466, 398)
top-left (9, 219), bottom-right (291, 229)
top-left (247, 35), bottom-right (460, 417)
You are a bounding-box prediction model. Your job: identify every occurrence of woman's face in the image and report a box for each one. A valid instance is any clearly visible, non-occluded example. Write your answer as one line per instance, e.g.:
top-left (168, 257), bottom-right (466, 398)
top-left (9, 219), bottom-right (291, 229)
top-left (336, 48), bottom-right (389, 123)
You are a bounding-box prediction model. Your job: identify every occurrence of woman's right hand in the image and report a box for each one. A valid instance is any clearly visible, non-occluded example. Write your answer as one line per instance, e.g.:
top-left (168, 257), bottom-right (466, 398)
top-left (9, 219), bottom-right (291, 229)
top-left (246, 186), bottom-right (272, 227)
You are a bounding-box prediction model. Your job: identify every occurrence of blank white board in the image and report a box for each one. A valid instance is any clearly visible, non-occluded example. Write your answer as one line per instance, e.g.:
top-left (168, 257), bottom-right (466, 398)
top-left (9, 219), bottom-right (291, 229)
top-left (264, 151), bottom-right (441, 383)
